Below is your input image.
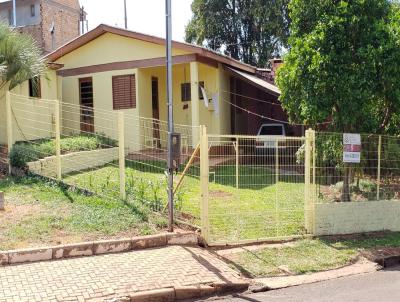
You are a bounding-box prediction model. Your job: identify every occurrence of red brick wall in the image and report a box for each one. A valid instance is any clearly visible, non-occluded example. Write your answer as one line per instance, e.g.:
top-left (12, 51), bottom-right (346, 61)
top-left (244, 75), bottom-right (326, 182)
top-left (40, 0), bottom-right (80, 53)
top-left (49, 0), bottom-right (80, 10)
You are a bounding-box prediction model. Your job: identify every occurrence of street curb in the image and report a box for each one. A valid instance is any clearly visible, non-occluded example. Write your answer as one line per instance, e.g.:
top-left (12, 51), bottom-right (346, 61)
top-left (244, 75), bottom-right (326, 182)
top-left (0, 232), bottom-right (198, 266)
top-left (248, 258), bottom-right (380, 292)
top-left (102, 282), bottom-right (250, 302)
top-left (361, 250), bottom-right (400, 268)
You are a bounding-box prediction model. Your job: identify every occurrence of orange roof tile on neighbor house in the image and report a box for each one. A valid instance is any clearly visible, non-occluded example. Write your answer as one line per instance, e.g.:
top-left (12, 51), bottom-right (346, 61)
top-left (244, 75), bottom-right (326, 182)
top-left (44, 24), bottom-right (257, 74)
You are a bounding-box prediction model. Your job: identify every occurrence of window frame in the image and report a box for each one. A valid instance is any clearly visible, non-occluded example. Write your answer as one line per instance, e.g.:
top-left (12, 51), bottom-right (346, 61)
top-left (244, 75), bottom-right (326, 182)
top-left (181, 82), bottom-right (191, 102)
top-left (181, 81), bottom-right (205, 102)
top-left (29, 76), bottom-right (41, 98)
top-left (30, 4), bottom-right (35, 17)
top-left (112, 74), bottom-right (136, 110)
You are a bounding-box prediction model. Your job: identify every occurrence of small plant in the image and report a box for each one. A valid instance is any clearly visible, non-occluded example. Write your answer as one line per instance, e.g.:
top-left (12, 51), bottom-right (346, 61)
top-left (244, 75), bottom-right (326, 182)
top-left (88, 174), bottom-right (93, 189)
top-left (101, 171), bottom-right (113, 192)
top-left (149, 180), bottom-right (163, 211)
top-left (174, 190), bottom-right (185, 212)
top-left (126, 172), bottom-right (136, 195)
top-left (135, 178), bottom-right (147, 204)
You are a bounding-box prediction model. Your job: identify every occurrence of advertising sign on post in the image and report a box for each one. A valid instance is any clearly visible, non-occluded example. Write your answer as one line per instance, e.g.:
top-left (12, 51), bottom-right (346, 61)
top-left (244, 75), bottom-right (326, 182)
top-left (343, 133), bottom-right (361, 163)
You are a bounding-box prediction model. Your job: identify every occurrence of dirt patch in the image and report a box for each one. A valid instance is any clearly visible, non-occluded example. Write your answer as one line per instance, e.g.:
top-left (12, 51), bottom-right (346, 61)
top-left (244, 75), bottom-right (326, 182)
top-left (0, 202), bottom-right (45, 226)
top-left (210, 190), bottom-right (233, 199)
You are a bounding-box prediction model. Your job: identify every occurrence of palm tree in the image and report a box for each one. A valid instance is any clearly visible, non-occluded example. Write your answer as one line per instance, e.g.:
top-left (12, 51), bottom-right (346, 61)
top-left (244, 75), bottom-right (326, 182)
top-left (0, 22), bottom-right (46, 91)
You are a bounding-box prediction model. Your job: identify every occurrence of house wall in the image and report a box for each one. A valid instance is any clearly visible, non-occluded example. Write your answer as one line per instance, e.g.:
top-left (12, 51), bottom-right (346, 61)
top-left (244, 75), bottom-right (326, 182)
top-left (0, 69), bottom-right (60, 146)
top-left (41, 0), bottom-right (81, 54)
top-left (60, 68), bottom-right (141, 151)
top-left (55, 33), bottom-right (191, 69)
top-left (217, 64), bottom-right (231, 135)
top-left (0, 0), bottom-right (41, 26)
top-left (136, 62), bottom-right (230, 146)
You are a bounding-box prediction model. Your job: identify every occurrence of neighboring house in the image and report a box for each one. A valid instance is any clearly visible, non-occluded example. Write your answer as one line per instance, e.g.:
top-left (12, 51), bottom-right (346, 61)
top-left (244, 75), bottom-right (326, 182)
top-left (0, 24), bottom-right (299, 151)
top-left (0, 0), bottom-right (85, 54)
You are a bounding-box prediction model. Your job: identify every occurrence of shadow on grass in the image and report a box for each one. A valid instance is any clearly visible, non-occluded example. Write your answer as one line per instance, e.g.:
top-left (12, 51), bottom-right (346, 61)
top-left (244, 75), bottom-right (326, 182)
top-left (210, 165), bottom-right (304, 191)
top-left (1, 174), bottom-right (152, 223)
top-left (319, 232), bottom-right (400, 252)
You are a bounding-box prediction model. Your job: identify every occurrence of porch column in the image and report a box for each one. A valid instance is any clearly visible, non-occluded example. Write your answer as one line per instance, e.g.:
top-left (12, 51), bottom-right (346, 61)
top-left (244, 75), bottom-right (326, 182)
top-left (190, 61), bottom-right (200, 145)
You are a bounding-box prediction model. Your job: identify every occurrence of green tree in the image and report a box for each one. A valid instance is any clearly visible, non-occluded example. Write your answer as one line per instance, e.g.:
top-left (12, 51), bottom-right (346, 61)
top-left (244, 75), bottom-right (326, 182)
top-left (185, 0), bottom-right (290, 67)
top-left (277, 0), bottom-right (400, 201)
top-left (0, 23), bottom-right (46, 90)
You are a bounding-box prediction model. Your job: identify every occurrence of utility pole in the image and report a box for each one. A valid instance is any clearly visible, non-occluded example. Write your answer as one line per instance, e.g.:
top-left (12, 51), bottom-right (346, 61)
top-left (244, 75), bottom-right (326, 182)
top-left (165, 0), bottom-right (174, 232)
top-left (124, 0), bottom-right (127, 29)
top-left (12, 0), bottom-right (16, 27)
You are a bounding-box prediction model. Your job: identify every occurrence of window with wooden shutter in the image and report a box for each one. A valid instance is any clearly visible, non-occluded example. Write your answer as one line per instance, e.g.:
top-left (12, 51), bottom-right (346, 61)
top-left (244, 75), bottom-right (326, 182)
top-left (112, 75), bottom-right (136, 110)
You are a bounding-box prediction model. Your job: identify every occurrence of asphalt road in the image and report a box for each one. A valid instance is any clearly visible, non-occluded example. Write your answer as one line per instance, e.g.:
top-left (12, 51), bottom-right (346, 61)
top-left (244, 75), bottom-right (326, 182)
top-left (196, 266), bottom-right (400, 302)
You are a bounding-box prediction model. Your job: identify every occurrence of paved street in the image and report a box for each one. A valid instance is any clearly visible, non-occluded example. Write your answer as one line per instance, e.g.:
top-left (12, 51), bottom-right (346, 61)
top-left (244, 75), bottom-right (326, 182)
top-left (198, 266), bottom-right (400, 302)
top-left (0, 246), bottom-right (243, 302)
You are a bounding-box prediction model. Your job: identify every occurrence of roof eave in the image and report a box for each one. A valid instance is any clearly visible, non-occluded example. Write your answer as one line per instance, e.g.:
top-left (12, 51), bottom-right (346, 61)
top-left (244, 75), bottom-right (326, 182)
top-left (45, 24), bottom-right (256, 74)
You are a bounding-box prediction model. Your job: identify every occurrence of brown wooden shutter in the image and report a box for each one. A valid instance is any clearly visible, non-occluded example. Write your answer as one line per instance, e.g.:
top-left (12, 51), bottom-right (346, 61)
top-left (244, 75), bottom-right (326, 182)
top-left (112, 75), bottom-right (136, 110)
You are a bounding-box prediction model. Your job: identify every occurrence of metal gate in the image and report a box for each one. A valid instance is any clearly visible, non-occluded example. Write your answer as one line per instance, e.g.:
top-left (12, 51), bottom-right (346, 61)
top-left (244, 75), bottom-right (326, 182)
top-left (199, 127), bottom-right (314, 245)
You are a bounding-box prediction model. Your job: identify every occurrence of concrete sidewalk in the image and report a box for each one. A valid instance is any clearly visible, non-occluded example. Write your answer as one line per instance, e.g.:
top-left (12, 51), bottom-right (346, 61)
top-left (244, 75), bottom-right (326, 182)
top-left (0, 245), bottom-right (247, 302)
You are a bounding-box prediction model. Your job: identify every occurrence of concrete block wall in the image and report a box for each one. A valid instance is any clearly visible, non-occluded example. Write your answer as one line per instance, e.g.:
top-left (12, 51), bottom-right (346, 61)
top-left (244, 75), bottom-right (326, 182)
top-left (27, 147), bottom-right (119, 178)
top-left (314, 201), bottom-right (400, 236)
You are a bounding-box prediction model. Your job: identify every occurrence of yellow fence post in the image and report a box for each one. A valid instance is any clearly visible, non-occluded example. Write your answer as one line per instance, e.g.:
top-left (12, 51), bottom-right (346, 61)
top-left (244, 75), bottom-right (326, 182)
top-left (304, 129), bottom-right (312, 233)
top-left (377, 135), bottom-right (382, 201)
top-left (200, 125), bottom-right (210, 244)
top-left (235, 136), bottom-right (239, 189)
top-left (6, 91), bottom-right (13, 174)
top-left (118, 112), bottom-right (126, 200)
top-left (54, 100), bottom-right (62, 180)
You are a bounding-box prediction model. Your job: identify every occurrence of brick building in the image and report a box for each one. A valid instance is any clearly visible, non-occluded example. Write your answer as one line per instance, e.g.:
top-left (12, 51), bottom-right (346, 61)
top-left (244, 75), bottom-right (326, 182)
top-left (0, 0), bottom-right (85, 54)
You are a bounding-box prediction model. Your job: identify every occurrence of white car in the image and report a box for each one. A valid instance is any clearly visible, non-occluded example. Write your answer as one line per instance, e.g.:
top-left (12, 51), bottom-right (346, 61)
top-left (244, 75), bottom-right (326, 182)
top-left (255, 123), bottom-right (286, 153)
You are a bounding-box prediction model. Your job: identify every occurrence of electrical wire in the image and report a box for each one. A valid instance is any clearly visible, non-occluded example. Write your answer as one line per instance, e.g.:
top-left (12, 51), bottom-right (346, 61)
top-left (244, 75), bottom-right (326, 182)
top-left (221, 97), bottom-right (332, 126)
top-left (221, 90), bottom-right (282, 106)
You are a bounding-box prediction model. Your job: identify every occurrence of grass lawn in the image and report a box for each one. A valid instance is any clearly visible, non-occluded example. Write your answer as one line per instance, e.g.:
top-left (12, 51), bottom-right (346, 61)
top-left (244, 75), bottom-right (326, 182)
top-left (227, 233), bottom-right (400, 277)
top-left (0, 176), bottom-right (167, 251)
top-left (63, 161), bottom-right (305, 244)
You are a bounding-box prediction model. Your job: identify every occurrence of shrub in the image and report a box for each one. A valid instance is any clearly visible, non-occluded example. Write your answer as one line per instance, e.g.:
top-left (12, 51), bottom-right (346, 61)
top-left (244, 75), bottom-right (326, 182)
top-left (9, 133), bottom-right (117, 168)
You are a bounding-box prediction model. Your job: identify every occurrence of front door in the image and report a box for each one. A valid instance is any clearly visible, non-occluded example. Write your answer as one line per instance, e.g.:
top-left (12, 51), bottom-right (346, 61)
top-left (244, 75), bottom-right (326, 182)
top-left (151, 77), bottom-right (161, 148)
top-left (79, 77), bottom-right (94, 133)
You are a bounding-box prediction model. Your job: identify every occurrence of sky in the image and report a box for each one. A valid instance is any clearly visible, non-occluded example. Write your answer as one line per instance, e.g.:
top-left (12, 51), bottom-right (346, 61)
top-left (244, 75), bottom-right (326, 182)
top-left (80, 0), bottom-right (193, 42)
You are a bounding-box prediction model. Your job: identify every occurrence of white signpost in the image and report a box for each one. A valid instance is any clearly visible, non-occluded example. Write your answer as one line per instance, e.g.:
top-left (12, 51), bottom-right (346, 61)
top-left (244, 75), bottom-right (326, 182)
top-left (343, 133), bottom-right (361, 163)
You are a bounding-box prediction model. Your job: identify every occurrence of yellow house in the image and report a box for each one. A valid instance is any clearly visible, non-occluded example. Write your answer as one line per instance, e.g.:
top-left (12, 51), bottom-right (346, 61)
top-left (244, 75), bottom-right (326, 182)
top-left (1, 24), bottom-right (289, 152)
top-left (45, 24), bottom-right (289, 149)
